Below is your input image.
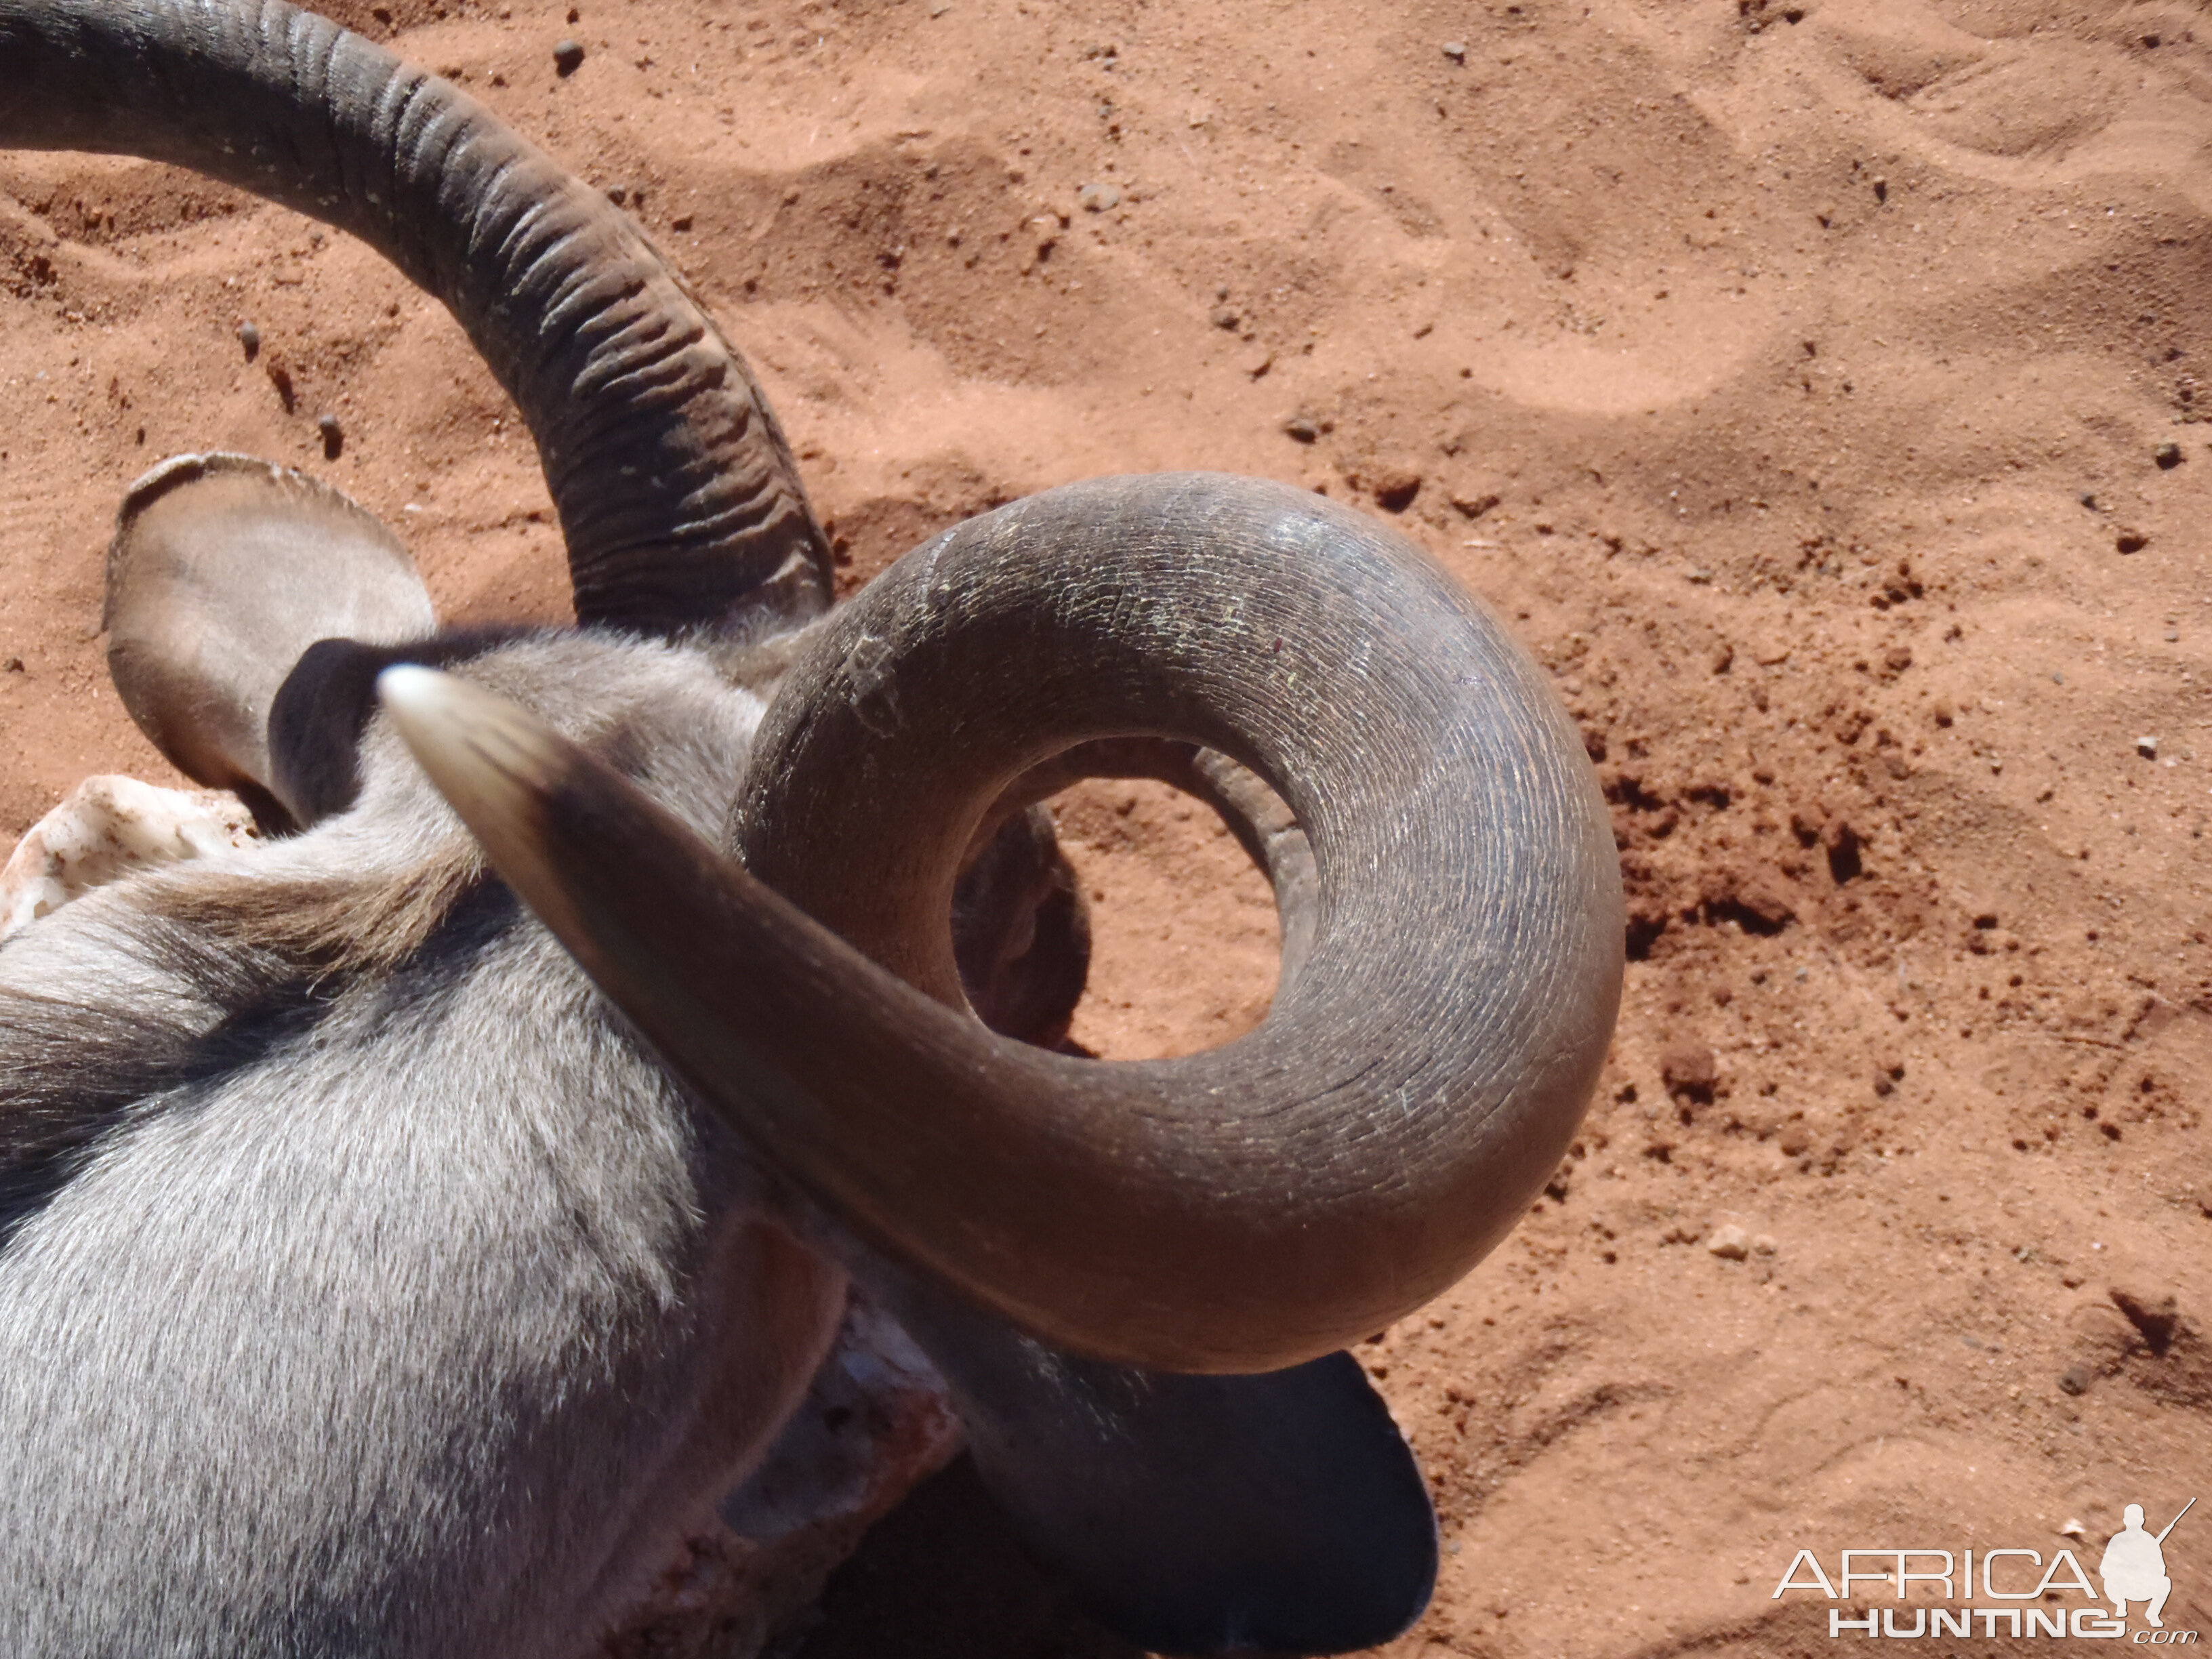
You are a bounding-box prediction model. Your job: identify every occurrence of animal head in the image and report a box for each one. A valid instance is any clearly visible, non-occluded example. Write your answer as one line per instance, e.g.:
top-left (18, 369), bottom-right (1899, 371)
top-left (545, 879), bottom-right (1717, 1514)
top-left (0, 1), bottom-right (1624, 1654)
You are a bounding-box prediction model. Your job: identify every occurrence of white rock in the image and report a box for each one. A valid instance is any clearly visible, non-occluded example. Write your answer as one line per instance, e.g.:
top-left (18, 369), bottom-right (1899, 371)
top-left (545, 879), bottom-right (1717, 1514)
top-left (1706, 1223), bottom-right (1751, 1261)
top-left (0, 775), bottom-right (257, 941)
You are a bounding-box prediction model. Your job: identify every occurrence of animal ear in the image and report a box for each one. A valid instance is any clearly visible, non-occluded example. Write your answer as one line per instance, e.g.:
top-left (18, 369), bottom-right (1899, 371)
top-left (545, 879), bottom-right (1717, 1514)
top-left (874, 1265), bottom-right (1438, 1656)
top-left (105, 454), bottom-right (436, 832)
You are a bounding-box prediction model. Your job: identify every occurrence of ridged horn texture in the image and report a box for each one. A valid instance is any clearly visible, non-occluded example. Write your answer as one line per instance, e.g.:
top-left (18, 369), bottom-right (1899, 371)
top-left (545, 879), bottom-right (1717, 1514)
top-left (389, 474), bottom-right (1625, 1374)
top-left (0, 0), bottom-right (831, 635)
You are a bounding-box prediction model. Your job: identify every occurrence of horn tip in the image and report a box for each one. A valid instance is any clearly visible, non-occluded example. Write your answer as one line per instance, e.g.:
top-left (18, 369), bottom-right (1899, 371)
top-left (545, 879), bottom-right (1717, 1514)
top-left (377, 663), bottom-right (570, 823)
top-left (373, 660), bottom-right (447, 713)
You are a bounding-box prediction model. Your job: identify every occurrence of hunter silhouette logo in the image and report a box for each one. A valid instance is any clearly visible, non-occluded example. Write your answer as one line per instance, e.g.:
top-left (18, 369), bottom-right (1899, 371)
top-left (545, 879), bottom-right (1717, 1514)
top-left (2104, 1500), bottom-right (2192, 1631)
top-left (1772, 1496), bottom-right (2198, 1641)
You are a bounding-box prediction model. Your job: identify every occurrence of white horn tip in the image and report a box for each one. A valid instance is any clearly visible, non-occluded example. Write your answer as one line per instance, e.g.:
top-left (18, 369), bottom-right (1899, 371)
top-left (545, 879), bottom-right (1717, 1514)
top-left (377, 664), bottom-right (567, 827)
top-left (373, 661), bottom-right (449, 722)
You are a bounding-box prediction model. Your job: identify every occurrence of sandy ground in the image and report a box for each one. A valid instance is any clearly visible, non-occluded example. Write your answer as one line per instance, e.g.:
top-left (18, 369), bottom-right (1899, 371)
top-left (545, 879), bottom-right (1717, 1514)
top-left (3, 0), bottom-right (2211, 1653)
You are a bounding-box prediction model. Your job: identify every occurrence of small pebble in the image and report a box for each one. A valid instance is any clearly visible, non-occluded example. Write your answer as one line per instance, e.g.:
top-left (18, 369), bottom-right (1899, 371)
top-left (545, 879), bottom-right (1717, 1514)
top-left (1283, 414), bottom-right (1320, 443)
top-left (317, 414), bottom-right (344, 461)
top-left (2137, 735), bottom-right (2158, 759)
top-left (237, 321), bottom-right (260, 361)
top-left (2057, 1364), bottom-right (2091, 1396)
top-left (2061, 1518), bottom-right (2088, 1538)
top-left (1211, 306), bottom-right (1239, 331)
top-left (1076, 182), bottom-right (1121, 213)
top-left (2, 656), bottom-right (22, 674)
top-left (2116, 528), bottom-right (2150, 554)
top-left (1706, 1223), bottom-right (1751, 1261)
top-left (1441, 40), bottom-right (1467, 62)
top-left (1752, 1233), bottom-right (1776, 1255)
top-left (2156, 441), bottom-right (2184, 469)
top-left (552, 38), bottom-right (586, 76)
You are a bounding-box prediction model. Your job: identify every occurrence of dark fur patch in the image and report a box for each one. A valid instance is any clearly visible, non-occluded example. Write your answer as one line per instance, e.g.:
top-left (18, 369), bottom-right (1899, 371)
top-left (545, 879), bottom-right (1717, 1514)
top-left (0, 919), bottom-right (324, 1248)
top-left (0, 851), bottom-right (495, 1250)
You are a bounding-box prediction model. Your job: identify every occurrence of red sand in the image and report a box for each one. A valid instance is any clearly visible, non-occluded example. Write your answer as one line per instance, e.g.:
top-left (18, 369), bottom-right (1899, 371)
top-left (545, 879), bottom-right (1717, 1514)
top-left (3, 1), bottom-right (2207, 1653)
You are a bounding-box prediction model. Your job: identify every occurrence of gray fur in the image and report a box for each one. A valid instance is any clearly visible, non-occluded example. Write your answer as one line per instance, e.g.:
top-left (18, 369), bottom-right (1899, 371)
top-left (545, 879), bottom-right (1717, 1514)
top-left (0, 636), bottom-right (848, 1657)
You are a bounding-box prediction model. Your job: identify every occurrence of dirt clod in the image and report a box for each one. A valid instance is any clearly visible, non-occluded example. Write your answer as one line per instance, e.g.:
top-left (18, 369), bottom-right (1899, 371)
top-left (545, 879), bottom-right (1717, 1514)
top-left (1660, 1041), bottom-right (1719, 1104)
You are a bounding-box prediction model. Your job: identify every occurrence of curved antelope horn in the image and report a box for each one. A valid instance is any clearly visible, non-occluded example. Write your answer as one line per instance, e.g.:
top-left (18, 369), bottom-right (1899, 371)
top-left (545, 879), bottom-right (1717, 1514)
top-left (0, 0), bottom-right (830, 636)
top-left (386, 474), bottom-right (1624, 1374)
